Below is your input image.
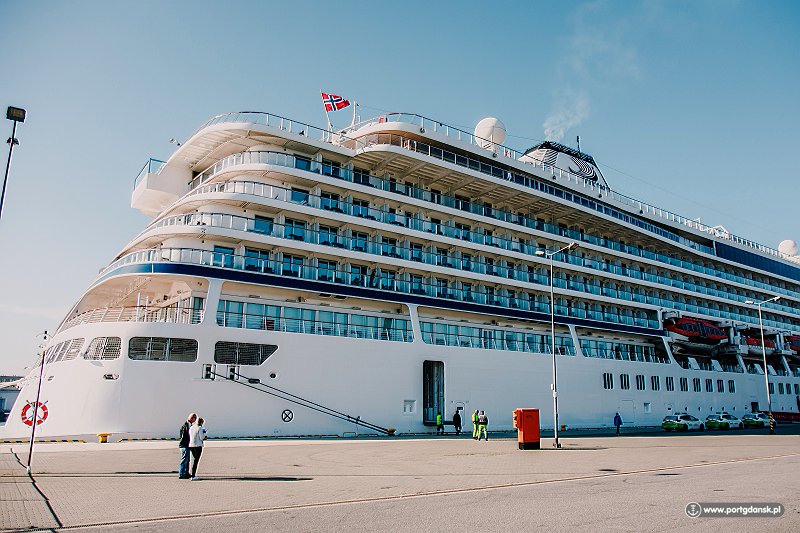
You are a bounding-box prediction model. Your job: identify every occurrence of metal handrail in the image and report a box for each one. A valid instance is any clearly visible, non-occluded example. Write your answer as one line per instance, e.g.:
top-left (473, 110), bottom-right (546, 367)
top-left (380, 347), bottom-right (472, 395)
top-left (99, 247), bottom-right (662, 330)
top-left (59, 305), bottom-right (203, 333)
top-left (181, 153), bottom-right (800, 301)
top-left (138, 209), bottom-right (799, 319)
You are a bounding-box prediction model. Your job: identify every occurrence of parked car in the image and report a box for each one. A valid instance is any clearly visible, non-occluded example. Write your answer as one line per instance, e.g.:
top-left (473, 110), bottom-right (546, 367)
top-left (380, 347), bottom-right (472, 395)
top-left (663, 413), bottom-right (704, 431)
top-left (705, 413), bottom-right (743, 430)
top-left (742, 412), bottom-right (774, 428)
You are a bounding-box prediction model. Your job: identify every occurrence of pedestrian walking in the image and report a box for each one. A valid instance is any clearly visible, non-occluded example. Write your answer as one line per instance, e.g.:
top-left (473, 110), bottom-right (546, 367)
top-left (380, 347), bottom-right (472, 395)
top-left (188, 417), bottom-right (207, 480)
top-left (452, 410), bottom-right (462, 435)
top-left (472, 409), bottom-right (479, 440)
top-left (178, 413), bottom-right (197, 479)
top-left (614, 412), bottom-right (623, 436)
top-left (436, 412), bottom-right (444, 435)
top-left (477, 410), bottom-right (489, 441)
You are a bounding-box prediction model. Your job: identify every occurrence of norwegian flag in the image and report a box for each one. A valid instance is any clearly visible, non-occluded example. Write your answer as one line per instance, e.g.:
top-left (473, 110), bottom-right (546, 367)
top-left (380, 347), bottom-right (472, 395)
top-left (321, 92), bottom-right (351, 112)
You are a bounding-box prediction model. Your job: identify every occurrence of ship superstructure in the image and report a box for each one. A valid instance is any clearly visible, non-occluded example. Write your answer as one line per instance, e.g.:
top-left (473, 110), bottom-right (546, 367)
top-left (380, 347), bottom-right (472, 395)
top-left (2, 111), bottom-right (799, 439)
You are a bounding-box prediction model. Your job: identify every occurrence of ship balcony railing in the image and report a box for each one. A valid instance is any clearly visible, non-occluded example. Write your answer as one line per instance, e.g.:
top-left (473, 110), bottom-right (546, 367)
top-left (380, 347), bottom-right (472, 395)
top-left (134, 209), bottom-right (799, 331)
top-left (773, 369), bottom-right (789, 377)
top-left (721, 364), bottom-right (744, 373)
top-left (59, 305), bottom-right (204, 333)
top-left (420, 331), bottom-right (575, 355)
top-left (580, 347), bottom-right (666, 363)
top-left (167, 183), bottom-right (800, 317)
top-left (185, 149), bottom-right (800, 302)
top-left (101, 247), bottom-right (662, 330)
top-left (215, 312), bottom-right (412, 343)
top-left (133, 158), bottom-right (167, 188)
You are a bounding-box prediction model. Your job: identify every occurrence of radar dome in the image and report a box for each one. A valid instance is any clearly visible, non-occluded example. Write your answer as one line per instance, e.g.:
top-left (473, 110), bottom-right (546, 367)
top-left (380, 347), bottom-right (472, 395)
top-left (474, 117), bottom-right (506, 149)
top-left (779, 239), bottom-right (798, 256)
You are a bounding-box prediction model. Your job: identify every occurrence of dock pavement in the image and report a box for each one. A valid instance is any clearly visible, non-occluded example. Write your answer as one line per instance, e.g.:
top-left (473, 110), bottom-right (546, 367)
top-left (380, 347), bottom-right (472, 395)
top-left (1, 429), bottom-right (798, 532)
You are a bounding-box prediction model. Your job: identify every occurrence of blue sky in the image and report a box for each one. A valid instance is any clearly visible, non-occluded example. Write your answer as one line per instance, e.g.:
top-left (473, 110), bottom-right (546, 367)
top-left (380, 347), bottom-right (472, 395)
top-left (0, 0), bottom-right (798, 373)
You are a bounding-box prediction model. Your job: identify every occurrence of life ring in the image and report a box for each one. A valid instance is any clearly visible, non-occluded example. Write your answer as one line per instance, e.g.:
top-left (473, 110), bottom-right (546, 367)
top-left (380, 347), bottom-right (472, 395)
top-left (21, 401), bottom-right (48, 426)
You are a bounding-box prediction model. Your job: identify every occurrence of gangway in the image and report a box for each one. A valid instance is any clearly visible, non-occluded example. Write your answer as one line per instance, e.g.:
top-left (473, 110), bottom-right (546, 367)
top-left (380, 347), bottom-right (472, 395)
top-left (203, 365), bottom-right (392, 436)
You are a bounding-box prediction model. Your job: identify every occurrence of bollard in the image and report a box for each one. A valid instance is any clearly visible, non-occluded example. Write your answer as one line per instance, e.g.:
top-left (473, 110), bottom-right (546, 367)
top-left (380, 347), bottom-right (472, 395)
top-left (97, 433), bottom-right (111, 443)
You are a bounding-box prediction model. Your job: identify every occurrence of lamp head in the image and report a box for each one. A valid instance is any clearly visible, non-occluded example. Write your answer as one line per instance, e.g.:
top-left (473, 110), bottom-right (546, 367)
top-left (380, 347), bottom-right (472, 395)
top-left (535, 250), bottom-right (545, 256)
top-left (745, 300), bottom-right (755, 305)
top-left (6, 106), bottom-right (26, 123)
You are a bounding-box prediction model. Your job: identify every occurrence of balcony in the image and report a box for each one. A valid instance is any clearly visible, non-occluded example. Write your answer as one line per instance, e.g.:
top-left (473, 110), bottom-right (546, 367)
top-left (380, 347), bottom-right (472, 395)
top-left (131, 159), bottom-right (189, 218)
top-left (59, 305), bottom-right (203, 334)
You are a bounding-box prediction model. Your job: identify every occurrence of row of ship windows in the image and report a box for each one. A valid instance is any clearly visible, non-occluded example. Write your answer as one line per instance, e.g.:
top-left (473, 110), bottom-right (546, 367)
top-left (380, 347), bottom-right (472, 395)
top-left (419, 321), bottom-right (576, 355)
top-left (602, 374), bottom-right (800, 396)
top-left (216, 300), bottom-right (413, 342)
top-left (188, 151), bottom-right (798, 297)
top-left (602, 374), bottom-right (738, 393)
top-left (212, 247), bottom-right (658, 329)
top-left (161, 207), bottom-right (797, 321)
top-left (45, 336), bottom-right (277, 366)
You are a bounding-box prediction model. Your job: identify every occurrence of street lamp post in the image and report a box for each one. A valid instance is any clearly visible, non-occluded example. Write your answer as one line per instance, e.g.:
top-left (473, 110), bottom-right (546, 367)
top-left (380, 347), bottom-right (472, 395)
top-left (26, 330), bottom-right (48, 474)
top-left (536, 242), bottom-right (578, 448)
top-left (745, 296), bottom-right (780, 434)
top-left (1, 106), bottom-right (26, 222)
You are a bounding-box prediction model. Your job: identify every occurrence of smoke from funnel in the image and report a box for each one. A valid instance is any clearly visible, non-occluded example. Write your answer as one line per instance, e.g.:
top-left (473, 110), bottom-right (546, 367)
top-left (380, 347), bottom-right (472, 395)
top-left (543, 92), bottom-right (589, 141)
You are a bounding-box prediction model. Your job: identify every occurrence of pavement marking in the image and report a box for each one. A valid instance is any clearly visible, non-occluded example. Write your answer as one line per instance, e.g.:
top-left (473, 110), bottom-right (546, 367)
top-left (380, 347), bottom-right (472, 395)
top-left (5, 451), bottom-right (798, 532)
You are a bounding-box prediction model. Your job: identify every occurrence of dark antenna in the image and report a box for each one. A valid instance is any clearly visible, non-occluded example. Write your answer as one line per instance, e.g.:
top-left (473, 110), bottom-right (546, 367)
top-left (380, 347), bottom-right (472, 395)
top-left (576, 135), bottom-right (581, 153)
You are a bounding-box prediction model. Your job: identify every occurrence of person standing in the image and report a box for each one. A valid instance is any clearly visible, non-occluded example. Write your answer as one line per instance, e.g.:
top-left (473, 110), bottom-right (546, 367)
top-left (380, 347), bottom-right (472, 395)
top-left (477, 410), bottom-right (489, 441)
top-left (614, 412), bottom-right (623, 436)
top-left (178, 413), bottom-right (197, 479)
top-left (452, 410), bottom-right (462, 435)
top-left (436, 412), bottom-right (444, 435)
top-left (188, 417), bottom-right (207, 480)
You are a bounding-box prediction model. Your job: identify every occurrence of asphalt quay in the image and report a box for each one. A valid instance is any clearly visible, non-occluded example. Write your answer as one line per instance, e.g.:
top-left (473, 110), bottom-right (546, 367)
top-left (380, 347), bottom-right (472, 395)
top-left (1, 429), bottom-right (799, 532)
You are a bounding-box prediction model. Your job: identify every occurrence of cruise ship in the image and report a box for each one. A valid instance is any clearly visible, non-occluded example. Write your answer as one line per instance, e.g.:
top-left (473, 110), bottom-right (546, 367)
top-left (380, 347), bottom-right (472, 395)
top-left (3, 110), bottom-right (800, 440)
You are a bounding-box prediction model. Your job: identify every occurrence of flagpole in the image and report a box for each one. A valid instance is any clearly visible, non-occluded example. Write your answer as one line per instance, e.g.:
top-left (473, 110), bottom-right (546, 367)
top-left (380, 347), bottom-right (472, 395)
top-left (321, 90), bottom-right (333, 138)
top-left (351, 101), bottom-right (357, 128)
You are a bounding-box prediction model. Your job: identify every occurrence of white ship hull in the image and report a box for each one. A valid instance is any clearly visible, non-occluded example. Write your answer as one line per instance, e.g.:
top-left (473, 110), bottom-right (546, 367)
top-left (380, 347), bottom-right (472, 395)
top-left (2, 315), bottom-right (793, 440)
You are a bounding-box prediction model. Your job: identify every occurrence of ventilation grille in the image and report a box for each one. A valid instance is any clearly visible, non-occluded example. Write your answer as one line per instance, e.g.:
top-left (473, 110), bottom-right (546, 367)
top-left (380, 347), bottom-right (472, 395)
top-left (85, 337), bottom-right (121, 360)
top-left (214, 342), bottom-right (277, 366)
top-left (128, 337), bottom-right (197, 362)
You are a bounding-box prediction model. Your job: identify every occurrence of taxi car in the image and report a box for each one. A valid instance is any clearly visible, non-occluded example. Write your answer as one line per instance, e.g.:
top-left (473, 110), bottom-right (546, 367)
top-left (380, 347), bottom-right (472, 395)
top-left (741, 412), bottom-right (774, 428)
top-left (705, 413), bottom-right (743, 430)
top-left (662, 413), bottom-right (704, 431)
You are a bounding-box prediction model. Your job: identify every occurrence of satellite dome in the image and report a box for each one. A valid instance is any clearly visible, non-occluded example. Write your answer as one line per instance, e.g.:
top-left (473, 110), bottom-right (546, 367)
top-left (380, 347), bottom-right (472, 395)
top-left (474, 117), bottom-right (506, 149)
top-left (778, 239), bottom-right (798, 257)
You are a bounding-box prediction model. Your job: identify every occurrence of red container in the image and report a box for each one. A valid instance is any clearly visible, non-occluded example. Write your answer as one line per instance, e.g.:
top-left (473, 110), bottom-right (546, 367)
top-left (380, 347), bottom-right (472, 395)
top-left (513, 408), bottom-right (540, 450)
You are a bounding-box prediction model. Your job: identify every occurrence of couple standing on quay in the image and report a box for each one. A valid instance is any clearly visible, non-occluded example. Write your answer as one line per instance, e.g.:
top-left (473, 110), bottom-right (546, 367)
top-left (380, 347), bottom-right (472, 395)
top-left (179, 413), bottom-right (207, 480)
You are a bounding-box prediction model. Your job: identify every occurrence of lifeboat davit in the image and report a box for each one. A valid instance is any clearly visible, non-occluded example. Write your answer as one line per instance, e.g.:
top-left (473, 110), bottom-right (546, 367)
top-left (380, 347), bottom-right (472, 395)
top-left (664, 317), bottom-right (727, 354)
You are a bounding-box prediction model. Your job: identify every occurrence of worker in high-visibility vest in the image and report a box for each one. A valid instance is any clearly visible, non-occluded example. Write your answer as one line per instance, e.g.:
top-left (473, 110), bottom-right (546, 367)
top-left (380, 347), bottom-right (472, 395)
top-left (436, 412), bottom-right (444, 435)
top-left (472, 410), bottom-right (480, 439)
top-left (477, 411), bottom-right (489, 441)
